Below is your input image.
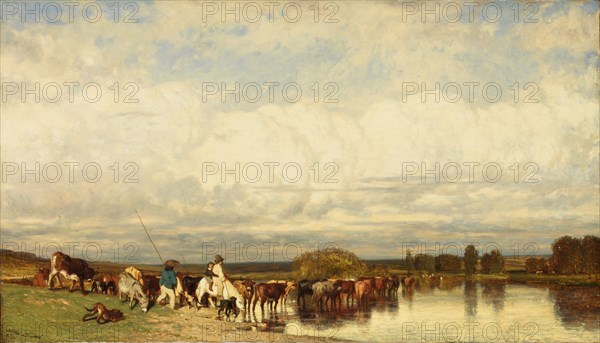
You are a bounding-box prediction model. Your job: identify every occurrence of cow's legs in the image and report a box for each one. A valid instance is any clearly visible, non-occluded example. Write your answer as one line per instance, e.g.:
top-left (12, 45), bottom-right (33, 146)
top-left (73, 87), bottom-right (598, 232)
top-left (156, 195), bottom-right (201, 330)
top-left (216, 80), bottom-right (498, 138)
top-left (48, 270), bottom-right (58, 290)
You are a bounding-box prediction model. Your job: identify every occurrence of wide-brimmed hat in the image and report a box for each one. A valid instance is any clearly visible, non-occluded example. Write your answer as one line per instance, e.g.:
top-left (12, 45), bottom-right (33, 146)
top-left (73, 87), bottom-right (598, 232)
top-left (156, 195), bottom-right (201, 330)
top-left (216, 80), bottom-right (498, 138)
top-left (214, 255), bottom-right (224, 262)
top-left (164, 259), bottom-right (180, 268)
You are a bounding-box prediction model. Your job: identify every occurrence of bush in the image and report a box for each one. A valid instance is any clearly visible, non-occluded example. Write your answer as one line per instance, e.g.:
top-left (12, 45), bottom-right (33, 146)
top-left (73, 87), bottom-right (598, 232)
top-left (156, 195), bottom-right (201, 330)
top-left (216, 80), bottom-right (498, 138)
top-left (292, 247), bottom-right (367, 280)
top-left (435, 254), bottom-right (461, 273)
top-left (414, 254), bottom-right (435, 273)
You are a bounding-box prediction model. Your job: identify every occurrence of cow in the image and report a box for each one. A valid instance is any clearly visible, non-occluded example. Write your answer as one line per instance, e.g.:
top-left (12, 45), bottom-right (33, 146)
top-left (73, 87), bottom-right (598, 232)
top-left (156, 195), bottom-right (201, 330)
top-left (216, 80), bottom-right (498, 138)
top-left (386, 275), bottom-right (400, 298)
top-left (311, 281), bottom-right (333, 311)
top-left (267, 280), bottom-right (296, 307)
top-left (91, 279), bottom-right (107, 294)
top-left (354, 280), bottom-right (372, 308)
top-left (32, 267), bottom-right (50, 287)
top-left (48, 252), bottom-right (95, 294)
top-left (339, 280), bottom-right (356, 307)
top-left (142, 275), bottom-right (161, 301)
top-left (297, 279), bottom-right (317, 308)
top-left (253, 282), bottom-right (286, 313)
top-left (233, 279), bottom-right (255, 312)
top-left (118, 272), bottom-right (149, 312)
top-left (181, 276), bottom-right (203, 309)
top-left (374, 277), bottom-right (388, 298)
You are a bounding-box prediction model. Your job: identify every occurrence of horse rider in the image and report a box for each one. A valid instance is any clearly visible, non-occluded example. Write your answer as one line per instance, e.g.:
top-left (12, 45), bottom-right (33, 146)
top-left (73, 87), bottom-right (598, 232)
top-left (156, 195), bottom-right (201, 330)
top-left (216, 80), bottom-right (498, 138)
top-left (212, 255), bottom-right (226, 306)
top-left (203, 262), bottom-right (217, 291)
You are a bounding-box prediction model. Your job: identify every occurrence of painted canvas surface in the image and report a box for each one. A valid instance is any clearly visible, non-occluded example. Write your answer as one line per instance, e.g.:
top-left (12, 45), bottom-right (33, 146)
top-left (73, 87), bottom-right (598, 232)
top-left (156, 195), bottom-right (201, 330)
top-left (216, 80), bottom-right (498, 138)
top-left (1, 1), bottom-right (599, 342)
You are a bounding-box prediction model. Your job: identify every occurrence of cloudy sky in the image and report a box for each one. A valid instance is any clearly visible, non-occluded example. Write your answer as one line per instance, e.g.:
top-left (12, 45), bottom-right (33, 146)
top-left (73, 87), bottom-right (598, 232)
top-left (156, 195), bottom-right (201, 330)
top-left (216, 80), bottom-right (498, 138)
top-left (1, 1), bottom-right (598, 263)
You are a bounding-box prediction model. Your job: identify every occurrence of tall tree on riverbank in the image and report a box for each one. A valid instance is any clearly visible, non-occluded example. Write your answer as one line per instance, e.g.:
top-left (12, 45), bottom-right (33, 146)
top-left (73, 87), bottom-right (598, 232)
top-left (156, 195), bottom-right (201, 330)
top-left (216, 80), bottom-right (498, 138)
top-left (551, 236), bottom-right (583, 274)
top-left (464, 244), bottom-right (478, 276)
top-left (480, 249), bottom-right (505, 274)
top-left (406, 250), bottom-right (415, 273)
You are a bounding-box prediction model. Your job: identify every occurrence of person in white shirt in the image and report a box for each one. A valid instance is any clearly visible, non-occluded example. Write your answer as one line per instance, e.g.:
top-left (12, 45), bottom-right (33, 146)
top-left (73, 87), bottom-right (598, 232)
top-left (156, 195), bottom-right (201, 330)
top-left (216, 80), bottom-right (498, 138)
top-left (212, 255), bottom-right (226, 306)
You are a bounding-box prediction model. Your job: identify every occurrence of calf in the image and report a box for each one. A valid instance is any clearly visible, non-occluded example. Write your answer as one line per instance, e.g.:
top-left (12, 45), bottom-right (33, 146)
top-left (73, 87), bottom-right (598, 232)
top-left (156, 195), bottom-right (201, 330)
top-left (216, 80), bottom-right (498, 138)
top-left (48, 252), bottom-right (95, 294)
top-left (253, 282), bottom-right (286, 312)
top-left (233, 279), bottom-right (254, 312)
top-left (118, 272), bottom-right (149, 312)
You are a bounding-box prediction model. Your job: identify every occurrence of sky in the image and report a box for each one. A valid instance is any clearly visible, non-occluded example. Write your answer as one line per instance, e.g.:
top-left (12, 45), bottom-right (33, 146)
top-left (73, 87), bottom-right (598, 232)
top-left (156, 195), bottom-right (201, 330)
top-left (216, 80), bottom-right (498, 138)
top-left (1, 0), bottom-right (598, 264)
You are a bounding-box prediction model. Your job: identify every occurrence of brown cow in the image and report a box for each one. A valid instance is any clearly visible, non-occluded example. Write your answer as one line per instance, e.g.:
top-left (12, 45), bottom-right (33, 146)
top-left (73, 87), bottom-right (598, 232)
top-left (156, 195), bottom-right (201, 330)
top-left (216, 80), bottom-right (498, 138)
top-left (267, 280), bottom-right (296, 306)
top-left (374, 277), bottom-right (388, 298)
top-left (354, 280), bottom-right (372, 308)
top-left (48, 252), bottom-right (95, 294)
top-left (253, 283), bottom-right (286, 312)
top-left (233, 279), bottom-right (254, 312)
top-left (339, 280), bottom-right (356, 307)
top-left (142, 275), bottom-right (161, 301)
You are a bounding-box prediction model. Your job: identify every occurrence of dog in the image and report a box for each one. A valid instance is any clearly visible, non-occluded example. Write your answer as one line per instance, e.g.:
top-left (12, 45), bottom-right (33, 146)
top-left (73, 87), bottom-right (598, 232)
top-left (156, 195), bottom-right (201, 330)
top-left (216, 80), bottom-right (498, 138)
top-left (82, 303), bottom-right (124, 324)
top-left (217, 297), bottom-right (239, 320)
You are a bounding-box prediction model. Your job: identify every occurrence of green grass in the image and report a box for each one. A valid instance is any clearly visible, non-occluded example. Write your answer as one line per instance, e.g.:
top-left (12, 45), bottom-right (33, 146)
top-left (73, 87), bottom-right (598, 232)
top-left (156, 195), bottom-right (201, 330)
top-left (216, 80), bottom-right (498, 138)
top-left (1, 284), bottom-right (160, 342)
top-left (508, 273), bottom-right (599, 286)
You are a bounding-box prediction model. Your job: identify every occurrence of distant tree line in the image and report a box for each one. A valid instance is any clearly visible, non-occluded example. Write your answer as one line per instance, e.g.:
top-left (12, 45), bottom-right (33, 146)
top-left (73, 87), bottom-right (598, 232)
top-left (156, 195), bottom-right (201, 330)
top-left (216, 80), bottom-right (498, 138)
top-left (526, 235), bottom-right (600, 275)
top-left (405, 245), bottom-right (504, 275)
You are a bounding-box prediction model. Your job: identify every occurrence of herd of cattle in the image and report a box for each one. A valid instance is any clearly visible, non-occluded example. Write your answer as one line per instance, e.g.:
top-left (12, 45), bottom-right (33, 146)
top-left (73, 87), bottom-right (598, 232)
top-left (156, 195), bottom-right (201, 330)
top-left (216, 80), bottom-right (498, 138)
top-left (25, 252), bottom-right (417, 314)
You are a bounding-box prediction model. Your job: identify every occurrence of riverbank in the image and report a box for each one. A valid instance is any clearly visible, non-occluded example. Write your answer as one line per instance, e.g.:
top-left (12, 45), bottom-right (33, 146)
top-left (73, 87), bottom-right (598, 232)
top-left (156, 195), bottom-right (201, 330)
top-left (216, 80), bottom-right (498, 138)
top-left (0, 283), bottom-right (350, 343)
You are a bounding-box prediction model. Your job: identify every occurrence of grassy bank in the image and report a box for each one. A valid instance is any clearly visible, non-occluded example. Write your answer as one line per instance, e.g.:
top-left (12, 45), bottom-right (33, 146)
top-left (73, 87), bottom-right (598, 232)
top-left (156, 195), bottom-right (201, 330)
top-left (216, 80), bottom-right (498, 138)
top-left (1, 283), bottom-right (349, 343)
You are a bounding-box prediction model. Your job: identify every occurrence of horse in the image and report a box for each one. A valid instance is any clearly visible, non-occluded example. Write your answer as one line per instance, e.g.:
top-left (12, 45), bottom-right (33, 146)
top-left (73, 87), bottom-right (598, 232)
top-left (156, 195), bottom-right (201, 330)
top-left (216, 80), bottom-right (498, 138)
top-left (195, 278), bottom-right (244, 311)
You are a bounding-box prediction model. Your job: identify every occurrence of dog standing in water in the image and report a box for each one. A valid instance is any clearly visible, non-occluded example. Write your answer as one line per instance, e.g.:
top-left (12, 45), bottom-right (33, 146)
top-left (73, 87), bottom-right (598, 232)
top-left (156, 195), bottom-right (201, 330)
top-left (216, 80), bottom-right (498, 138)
top-left (217, 296), bottom-right (239, 320)
top-left (82, 303), bottom-right (124, 324)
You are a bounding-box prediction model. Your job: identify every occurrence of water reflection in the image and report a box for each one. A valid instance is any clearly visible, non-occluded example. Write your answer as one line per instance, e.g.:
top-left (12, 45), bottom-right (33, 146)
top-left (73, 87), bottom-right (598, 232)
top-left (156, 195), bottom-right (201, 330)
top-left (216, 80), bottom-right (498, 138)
top-left (481, 281), bottom-right (506, 313)
top-left (234, 280), bottom-right (599, 342)
top-left (464, 279), bottom-right (477, 317)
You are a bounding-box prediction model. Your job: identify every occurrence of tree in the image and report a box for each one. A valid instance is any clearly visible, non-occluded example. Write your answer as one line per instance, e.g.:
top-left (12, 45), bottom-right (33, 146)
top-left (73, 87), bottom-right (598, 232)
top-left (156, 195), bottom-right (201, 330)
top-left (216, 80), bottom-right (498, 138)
top-left (480, 250), bottom-right (505, 274)
top-left (435, 254), bottom-right (461, 273)
top-left (414, 253), bottom-right (435, 273)
top-left (525, 257), bottom-right (549, 274)
top-left (550, 236), bottom-right (583, 274)
top-left (581, 235), bottom-right (600, 275)
top-left (464, 245), bottom-right (478, 276)
top-left (406, 250), bottom-right (415, 273)
top-left (292, 247), bottom-right (367, 280)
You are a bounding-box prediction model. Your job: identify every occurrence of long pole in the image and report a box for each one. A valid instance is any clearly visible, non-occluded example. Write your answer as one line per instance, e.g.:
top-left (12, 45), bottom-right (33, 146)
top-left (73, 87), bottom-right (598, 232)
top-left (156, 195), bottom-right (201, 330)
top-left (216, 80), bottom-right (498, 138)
top-left (135, 209), bottom-right (164, 264)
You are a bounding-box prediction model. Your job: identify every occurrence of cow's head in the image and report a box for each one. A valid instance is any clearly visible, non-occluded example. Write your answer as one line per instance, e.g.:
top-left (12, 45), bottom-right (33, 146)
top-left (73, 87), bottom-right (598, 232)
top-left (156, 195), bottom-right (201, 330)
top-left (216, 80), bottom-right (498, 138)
top-left (243, 279), bottom-right (254, 292)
